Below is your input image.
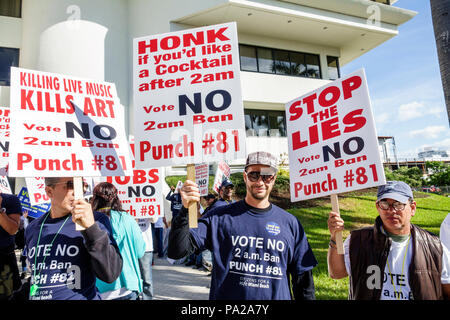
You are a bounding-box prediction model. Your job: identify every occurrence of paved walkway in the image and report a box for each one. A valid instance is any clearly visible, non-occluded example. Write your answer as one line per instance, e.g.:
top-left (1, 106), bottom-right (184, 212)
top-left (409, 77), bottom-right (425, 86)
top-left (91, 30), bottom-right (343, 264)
top-left (152, 257), bottom-right (211, 300)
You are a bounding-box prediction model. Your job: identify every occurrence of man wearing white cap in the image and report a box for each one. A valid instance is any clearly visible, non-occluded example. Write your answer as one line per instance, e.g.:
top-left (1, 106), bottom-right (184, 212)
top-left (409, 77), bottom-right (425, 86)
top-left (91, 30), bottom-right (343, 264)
top-left (327, 180), bottom-right (450, 300)
top-left (168, 151), bottom-right (317, 300)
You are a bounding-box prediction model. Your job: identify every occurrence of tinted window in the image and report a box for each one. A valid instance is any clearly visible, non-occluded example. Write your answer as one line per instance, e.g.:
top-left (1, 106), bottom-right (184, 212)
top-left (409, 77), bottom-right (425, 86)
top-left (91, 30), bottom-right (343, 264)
top-left (273, 50), bottom-right (290, 75)
top-left (239, 45), bottom-right (258, 72)
top-left (327, 56), bottom-right (340, 80)
top-left (0, 47), bottom-right (20, 86)
top-left (305, 54), bottom-right (320, 79)
top-left (290, 52), bottom-right (306, 76)
top-left (0, 0), bottom-right (21, 18)
top-left (256, 48), bottom-right (274, 74)
top-left (244, 109), bottom-right (287, 137)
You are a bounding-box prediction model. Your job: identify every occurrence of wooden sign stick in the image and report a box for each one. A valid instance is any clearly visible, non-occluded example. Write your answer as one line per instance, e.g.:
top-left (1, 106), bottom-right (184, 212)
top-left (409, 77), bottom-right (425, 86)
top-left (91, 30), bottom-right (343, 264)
top-left (73, 176), bottom-right (85, 231)
top-left (331, 194), bottom-right (344, 255)
top-left (186, 164), bottom-right (198, 228)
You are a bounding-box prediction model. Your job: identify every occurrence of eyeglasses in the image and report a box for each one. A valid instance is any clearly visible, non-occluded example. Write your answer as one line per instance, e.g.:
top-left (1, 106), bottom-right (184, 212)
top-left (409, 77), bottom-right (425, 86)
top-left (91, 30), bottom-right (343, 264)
top-left (246, 171), bottom-right (275, 183)
top-left (51, 180), bottom-right (89, 194)
top-left (377, 200), bottom-right (407, 211)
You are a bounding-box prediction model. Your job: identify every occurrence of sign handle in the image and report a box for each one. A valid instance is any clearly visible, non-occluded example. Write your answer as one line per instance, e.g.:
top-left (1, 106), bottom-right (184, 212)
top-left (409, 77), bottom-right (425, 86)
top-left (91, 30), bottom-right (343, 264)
top-left (73, 177), bottom-right (85, 231)
top-left (331, 194), bottom-right (344, 255)
top-left (186, 164), bottom-right (198, 228)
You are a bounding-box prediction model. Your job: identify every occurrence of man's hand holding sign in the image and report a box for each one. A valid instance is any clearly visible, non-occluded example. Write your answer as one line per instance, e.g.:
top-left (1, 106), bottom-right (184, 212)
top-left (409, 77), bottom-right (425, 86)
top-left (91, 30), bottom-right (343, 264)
top-left (285, 69), bottom-right (386, 254)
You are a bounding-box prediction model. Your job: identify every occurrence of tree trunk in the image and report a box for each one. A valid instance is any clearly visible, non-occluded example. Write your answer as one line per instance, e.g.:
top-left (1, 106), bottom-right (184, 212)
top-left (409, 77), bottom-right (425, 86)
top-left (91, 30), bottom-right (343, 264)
top-left (430, 0), bottom-right (450, 126)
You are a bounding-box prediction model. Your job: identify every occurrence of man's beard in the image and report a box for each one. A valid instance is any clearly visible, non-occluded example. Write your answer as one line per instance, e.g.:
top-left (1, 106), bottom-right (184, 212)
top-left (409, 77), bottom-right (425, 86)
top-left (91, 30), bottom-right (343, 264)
top-left (248, 185), bottom-right (270, 200)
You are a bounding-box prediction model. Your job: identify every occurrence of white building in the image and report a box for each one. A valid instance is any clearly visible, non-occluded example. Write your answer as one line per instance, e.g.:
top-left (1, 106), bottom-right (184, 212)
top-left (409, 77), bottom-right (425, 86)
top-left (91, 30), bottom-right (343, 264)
top-left (0, 0), bottom-right (416, 179)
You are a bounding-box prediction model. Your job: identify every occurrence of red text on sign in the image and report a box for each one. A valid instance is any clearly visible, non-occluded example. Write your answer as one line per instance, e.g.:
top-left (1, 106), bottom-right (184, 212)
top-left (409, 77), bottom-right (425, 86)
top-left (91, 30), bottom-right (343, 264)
top-left (138, 27), bottom-right (230, 54)
top-left (17, 153), bottom-right (83, 171)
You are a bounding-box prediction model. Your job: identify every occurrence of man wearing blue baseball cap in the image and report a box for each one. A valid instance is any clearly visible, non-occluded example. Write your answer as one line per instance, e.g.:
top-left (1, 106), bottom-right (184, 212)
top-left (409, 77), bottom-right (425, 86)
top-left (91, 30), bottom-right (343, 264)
top-left (327, 180), bottom-right (450, 300)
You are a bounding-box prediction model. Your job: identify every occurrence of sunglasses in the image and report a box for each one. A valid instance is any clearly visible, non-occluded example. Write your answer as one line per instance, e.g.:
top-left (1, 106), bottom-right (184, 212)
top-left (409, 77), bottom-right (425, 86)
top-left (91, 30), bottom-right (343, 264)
top-left (377, 200), bottom-right (407, 211)
top-left (246, 171), bottom-right (275, 183)
top-left (52, 180), bottom-right (89, 194)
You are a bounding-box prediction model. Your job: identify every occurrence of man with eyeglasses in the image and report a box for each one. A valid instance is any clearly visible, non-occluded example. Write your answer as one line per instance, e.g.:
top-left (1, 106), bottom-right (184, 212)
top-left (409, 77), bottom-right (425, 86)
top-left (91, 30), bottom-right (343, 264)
top-left (327, 180), bottom-right (450, 300)
top-left (168, 151), bottom-right (317, 300)
top-left (23, 177), bottom-right (123, 300)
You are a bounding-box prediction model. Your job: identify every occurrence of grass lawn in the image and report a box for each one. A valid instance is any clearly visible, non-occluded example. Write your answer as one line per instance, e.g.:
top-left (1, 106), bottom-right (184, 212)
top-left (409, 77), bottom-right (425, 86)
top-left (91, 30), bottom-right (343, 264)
top-left (288, 190), bottom-right (450, 300)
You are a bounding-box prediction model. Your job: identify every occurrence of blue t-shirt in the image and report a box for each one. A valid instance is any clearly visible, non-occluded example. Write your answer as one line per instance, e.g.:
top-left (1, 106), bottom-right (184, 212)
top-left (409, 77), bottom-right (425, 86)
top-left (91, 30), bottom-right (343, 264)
top-left (207, 198), bottom-right (235, 212)
top-left (25, 211), bottom-right (116, 300)
top-left (0, 193), bottom-right (23, 253)
top-left (190, 200), bottom-right (317, 300)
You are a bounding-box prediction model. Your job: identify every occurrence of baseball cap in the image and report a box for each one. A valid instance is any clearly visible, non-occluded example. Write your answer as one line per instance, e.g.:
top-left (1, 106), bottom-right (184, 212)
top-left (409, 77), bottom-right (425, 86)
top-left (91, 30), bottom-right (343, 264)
top-left (220, 179), bottom-right (234, 189)
top-left (203, 193), bottom-right (216, 200)
top-left (245, 151), bottom-right (278, 172)
top-left (377, 181), bottom-right (413, 204)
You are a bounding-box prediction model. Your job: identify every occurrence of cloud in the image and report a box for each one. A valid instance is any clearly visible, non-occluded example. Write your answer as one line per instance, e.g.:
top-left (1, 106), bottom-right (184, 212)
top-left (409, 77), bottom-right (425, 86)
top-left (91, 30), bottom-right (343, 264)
top-left (409, 125), bottom-right (448, 139)
top-left (398, 101), bottom-right (443, 121)
top-left (374, 112), bottom-right (390, 125)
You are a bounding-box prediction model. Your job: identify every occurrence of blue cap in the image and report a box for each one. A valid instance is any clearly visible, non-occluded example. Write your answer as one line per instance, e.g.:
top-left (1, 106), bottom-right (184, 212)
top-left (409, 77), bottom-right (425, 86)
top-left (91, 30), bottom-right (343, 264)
top-left (377, 181), bottom-right (413, 204)
top-left (220, 179), bottom-right (234, 189)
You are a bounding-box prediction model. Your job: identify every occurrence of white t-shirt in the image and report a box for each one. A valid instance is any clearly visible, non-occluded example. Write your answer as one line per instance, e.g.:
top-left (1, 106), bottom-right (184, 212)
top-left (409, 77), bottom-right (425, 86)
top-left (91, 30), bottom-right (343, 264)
top-left (137, 218), bottom-right (153, 252)
top-left (344, 232), bottom-right (450, 300)
top-left (440, 213), bottom-right (450, 252)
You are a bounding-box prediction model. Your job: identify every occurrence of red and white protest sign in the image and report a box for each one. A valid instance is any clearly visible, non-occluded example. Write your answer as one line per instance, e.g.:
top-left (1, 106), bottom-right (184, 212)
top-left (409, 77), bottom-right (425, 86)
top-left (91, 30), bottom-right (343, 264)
top-left (133, 22), bottom-right (246, 168)
top-left (107, 143), bottom-right (163, 219)
top-left (213, 160), bottom-right (230, 194)
top-left (0, 107), bottom-right (10, 171)
top-left (8, 67), bottom-right (133, 177)
top-left (25, 177), bottom-right (50, 206)
top-left (286, 69), bottom-right (386, 202)
top-left (195, 163), bottom-right (209, 196)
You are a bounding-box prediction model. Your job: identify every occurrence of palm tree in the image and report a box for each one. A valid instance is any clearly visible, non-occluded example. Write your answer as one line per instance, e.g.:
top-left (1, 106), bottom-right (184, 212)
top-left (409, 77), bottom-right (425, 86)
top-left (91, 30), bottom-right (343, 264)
top-left (430, 0), bottom-right (450, 126)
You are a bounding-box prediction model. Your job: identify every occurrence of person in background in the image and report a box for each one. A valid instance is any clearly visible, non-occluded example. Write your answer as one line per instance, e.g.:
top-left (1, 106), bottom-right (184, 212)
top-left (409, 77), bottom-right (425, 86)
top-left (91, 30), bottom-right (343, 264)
top-left (91, 182), bottom-right (145, 300)
top-left (166, 185), bottom-right (183, 220)
top-left (152, 216), bottom-right (165, 259)
top-left (328, 180), bottom-right (450, 300)
top-left (208, 179), bottom-right (235, 211)
top-left (0, 193), bottom-right (22, 300)
top-left (137, 215), bottom-right (158, 300)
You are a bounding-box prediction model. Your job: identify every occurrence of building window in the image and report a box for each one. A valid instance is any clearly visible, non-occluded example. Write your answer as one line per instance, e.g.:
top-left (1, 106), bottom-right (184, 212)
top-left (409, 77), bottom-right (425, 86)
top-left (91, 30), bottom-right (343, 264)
top-left (239, 44), bottom-right (322, 79)
top-left (239, 45), bottom-right (258, 72)
top-left (0, 0), bottom-right (21, 18)
top-left (244, 109), bottom-right (287, 137)
top-left (0, 47), bottom-right (20, 86)
top-left (327, 56), bottom-right (340, 80)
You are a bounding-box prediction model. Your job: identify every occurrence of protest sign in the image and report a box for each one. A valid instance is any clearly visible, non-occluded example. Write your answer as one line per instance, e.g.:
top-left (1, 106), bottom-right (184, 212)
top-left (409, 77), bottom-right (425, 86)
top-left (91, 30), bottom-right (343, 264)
top-left (195, 163), bottom-right (209, 196)
top-left (17, 187), bottom-right (51, 219)
top-left (285, 69), bottom-right (385, 253)
top-left (25, 177), bottom-right (50, 206)
top-left (107, 143), bottom-right (163, 219)
top-left (8, 67), bottom-right (133, 178)
top-left (133, 22), bottom-right (246, 168)
top-left (0, 176), bottom-right (12, 194)
top-left (213, 160), bottom-right (231, 193)
top-left (0, 107), bottom-right (10, 171)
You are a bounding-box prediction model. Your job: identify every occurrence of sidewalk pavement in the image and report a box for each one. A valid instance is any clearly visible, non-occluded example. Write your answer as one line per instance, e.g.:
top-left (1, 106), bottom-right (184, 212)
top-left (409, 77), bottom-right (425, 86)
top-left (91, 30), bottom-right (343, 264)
top-left (152, 257), bottom-right (211, 300)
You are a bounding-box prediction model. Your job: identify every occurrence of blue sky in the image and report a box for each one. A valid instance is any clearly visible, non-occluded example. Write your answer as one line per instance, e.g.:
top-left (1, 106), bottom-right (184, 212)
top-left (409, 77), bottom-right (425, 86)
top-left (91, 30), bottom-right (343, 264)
top-left (341, 0), bottom-right (449, 159)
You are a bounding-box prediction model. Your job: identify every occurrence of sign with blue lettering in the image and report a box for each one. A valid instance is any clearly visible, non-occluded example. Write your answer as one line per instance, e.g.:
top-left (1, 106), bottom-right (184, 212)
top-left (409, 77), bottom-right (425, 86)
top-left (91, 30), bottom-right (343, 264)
top-left (18, 186), bottom-right (51, 218)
